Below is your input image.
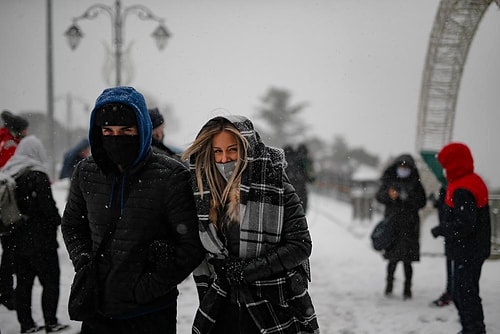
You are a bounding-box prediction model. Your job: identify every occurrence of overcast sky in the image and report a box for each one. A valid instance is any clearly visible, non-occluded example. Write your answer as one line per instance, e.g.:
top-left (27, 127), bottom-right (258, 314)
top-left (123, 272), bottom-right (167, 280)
top-left (1, 0), bottom-right (499, 187)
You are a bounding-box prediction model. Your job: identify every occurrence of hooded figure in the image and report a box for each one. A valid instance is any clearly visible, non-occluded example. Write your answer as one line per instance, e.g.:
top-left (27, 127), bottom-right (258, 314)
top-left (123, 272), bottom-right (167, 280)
top-left (0, 111), bottom-right (30, 312)
top-left (433, 142), bottom-right (490, 334)
top-left (375, 154), bottom-right (426, 299)
top-left (147, 107), bottom-right (182, 162)
top-left (61, 86), bottom-right (204, 334)
top-left (59, 138), bottom-right (90, 180)
top-left (183, 115), bottom-right (319, 334)
top-left (2, 135), bottom-right (68, 333)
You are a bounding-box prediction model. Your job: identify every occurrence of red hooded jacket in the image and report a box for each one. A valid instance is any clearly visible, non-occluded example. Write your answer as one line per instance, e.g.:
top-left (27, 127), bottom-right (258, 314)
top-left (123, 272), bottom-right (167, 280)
top-left (437, 142), bottom-right (490, 260)
top-left (0, 127), bottom-right (21, 167)
top-left (438, 142), bottom-right (488, 208)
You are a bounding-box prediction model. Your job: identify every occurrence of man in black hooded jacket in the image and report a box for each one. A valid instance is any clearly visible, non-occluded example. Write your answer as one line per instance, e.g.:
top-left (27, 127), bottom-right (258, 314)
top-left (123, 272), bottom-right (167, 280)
top-left (62, 86), bottom-right (204, 334)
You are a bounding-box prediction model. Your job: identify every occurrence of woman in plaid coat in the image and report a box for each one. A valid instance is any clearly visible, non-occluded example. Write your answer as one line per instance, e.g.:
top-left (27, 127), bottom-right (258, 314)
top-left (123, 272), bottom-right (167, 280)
top-left (182, 115), bottom-right (319, 334)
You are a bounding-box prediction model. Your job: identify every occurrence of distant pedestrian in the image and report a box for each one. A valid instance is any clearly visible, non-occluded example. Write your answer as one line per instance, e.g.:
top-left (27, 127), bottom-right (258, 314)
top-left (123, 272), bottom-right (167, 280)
top-left (433, 142), bottom-right (490, 334)
top-left (2, 135), bottom-right (68, 333)
top-left (429, 185), bottom-right (453, 307)
top-left (59, 138), bottom-right (90, 180)
top-left (375, 154), bottom-right (426, 299)
top-left (183, 115), bottom-right (319, 333)
top-left (148, 107), bottom-right (182, 163)
top-left (283, 143), bottom-right (315, 213)
top-left (0, 110), bottom-right (29, 311)
top-left (0, 110), bottom-right (29, 168)
top-left (62, 86), bottom-right (204, 334)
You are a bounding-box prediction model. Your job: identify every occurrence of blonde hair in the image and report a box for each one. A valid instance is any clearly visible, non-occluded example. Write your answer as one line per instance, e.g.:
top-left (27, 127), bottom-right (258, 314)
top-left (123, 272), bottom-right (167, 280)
top-left (182, 119), bottom-right (249, 228)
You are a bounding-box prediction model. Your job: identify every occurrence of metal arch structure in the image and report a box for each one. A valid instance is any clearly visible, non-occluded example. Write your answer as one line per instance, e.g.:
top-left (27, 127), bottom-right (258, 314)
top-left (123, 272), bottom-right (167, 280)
top-left (415, 0), bottom-right (499, 154)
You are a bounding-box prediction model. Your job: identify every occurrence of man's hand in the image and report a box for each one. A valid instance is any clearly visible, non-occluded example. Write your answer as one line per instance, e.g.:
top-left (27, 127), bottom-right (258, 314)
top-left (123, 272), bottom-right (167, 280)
top-left (148, 240), bottom-right (173, 271)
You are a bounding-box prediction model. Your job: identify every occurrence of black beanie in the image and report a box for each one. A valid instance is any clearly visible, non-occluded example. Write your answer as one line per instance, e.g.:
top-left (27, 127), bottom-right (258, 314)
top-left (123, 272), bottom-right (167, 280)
top-left (148, 108), bottom-right (164, 129)
top-left (1, 110), bottom-right (29, 134)
top-left (94, 103), bottom-right (137, 126)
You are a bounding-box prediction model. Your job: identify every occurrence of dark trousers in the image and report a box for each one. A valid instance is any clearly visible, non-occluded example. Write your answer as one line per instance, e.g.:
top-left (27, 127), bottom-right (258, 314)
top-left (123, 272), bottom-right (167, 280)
top-left (0, 235), bottom-right (15, 300)
top-left (211, 301), bottom-right (259, 334)
top-left (15, 248), bottom-right (60, 328)
top-left (80, 305), bottom-right (177, 334)
top-left (452, 258), bottom-right (486, 334)
top-left (387, 260), bottom-right (412, 284)
top-left (445, 257), bottom-right (452, 294)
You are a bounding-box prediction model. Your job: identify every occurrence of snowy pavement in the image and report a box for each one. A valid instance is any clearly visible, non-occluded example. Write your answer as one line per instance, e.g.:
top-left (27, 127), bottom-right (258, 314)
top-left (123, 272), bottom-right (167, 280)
top-left (1, 183), bottom-right (499, 333)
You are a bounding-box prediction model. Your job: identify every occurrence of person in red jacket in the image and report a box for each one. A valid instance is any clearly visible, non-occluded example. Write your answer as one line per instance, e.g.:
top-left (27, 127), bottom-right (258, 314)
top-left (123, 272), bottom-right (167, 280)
top-left (433, 142), bottom-right (491, 334)
top-left (0, 110), bottom-right (29, 167)
top-left (0, 110), bottom-right (29, 311)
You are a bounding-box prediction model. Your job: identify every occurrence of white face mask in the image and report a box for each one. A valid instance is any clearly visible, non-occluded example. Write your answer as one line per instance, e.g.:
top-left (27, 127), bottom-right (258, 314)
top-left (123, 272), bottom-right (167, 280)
top-left (216, 160), bottom-right (237, 181)
top-left (396, 166), bottom-right (411, 178)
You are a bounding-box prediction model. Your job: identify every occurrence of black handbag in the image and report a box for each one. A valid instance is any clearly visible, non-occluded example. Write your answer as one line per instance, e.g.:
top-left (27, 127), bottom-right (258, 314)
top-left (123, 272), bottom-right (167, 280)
top-left (68, 222), bottom-right (118, 321)
top-left (68, 259), bottom-right (99, 321)
top-left (370, 217), bottom-right (395, 251)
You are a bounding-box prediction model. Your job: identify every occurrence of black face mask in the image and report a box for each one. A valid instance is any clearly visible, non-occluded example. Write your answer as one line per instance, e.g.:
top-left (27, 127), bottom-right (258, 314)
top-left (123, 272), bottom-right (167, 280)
top-left (102, 135), bottom-right (140, 169)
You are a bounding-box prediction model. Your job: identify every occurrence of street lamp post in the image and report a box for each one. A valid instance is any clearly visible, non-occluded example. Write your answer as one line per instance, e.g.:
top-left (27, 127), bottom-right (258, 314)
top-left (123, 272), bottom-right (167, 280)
top-left (64, 0), bottom-right (170, 86)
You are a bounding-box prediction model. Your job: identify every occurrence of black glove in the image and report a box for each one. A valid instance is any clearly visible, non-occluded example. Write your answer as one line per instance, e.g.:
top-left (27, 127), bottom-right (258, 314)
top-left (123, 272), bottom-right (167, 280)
top-left (75, 252), bottom-right (91, 272)
top-left (431, 226), bottom-right (440, 238)
top-left (148, 240), bottom-right (173, 271)
top-left (209, 257), bottom-right (250, 285)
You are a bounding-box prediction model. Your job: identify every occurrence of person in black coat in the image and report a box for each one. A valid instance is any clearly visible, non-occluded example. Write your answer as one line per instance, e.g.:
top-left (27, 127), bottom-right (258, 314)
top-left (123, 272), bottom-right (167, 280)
top-left (429, 185), bottom-right (454, 307)
top-left (183, 116), bottom-right (319, 334)
top-left (59, 138), bottom-right (90, 180)
top-left (375, 154), bottom-right (426, 299)
top-left (432, 142), bottom-right (490, 334)
top-left (2, 135), bottom-right (68, 333)
top-left (283, 143), bottom-right (315, 213)
top-left (61, 86), bottom-right (205, 334)
top-left (0, 110), bottom-right (29, 311)
top-left (147, 108), bottom-right (183, 163)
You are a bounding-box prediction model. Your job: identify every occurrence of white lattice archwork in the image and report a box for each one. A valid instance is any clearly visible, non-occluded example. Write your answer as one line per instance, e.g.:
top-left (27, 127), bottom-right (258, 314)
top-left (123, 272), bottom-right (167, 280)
top-left (415, 0), bottom-right (498, 153)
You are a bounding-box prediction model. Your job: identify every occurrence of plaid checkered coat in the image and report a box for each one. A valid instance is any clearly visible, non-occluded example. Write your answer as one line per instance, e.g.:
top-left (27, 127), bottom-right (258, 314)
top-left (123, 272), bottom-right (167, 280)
top-left (189, 116), bottom-right (319, 334)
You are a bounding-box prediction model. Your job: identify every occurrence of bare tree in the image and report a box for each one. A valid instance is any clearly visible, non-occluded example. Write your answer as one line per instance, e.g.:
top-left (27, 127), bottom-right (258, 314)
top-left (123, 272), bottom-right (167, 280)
top-left (254, 87), bottom-right (308, 148)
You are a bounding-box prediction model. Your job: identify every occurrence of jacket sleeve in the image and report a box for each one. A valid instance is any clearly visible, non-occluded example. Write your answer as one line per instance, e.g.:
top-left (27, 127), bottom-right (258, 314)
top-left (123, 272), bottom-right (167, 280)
top-left (162, 166), bottom-right (205, 284)
top-left (375, 181), bottom-right (392, 205)
top-left (405, 180), bottom-right (427, 211)
top-left (134, 166), bottom-right (205, 302)
top-left (243, 180), bottom-right (312, 283)
top-left (61, 165), bottom-right (92, 270)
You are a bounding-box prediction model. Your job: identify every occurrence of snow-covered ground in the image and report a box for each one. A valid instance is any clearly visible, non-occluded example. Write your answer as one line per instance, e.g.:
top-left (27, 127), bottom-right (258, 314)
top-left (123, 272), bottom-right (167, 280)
top-left (1, 181), bottom-right (499, 334)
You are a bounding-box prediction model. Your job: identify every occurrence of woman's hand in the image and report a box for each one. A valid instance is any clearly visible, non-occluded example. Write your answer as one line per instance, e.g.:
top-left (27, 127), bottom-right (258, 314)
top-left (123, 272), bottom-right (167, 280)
top-left (388, 187), bottom-right (399, 200)
top-left (209, 257), bottom-right (251, 285)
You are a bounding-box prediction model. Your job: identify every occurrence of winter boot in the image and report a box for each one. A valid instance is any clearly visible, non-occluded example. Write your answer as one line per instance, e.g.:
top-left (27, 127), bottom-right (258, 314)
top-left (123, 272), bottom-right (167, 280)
top-left (403, 280), bottom-right (412, 300)
top-left (384, 279), bottom-right (393, 296)
top-left (45, 323), bottom-right (70, 333)
top-left (431, 292), bottom-right (452, 307)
